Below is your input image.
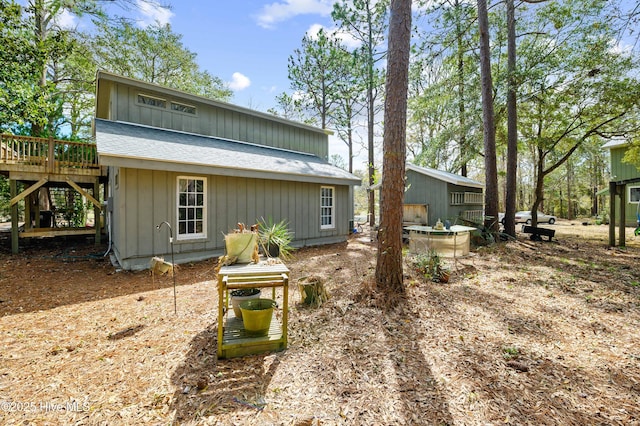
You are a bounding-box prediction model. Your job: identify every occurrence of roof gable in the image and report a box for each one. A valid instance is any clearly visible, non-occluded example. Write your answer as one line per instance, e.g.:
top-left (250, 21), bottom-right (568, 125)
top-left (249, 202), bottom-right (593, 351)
top-left (96, 71), bottom-right (329, 136)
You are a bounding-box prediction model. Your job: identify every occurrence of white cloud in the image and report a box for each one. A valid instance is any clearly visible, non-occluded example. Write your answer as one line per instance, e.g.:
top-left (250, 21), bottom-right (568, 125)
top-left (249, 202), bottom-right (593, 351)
top-left (256, 0), bottom-right (336, 29)
top-left (609, 38), bottom-right (633, 57)
top-left (136, 0), bottom-right (174, 27)
top-left (306, 23), bottom-right (361, 50)
top-left (228, 72), bottom-right (251, 91)
top-left (54, 9), bottom-right (77, 29)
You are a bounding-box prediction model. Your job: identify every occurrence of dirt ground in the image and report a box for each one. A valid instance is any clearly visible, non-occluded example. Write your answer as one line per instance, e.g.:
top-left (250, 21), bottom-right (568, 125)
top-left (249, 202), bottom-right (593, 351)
top-left (0, 221), bottom-right (639, 425)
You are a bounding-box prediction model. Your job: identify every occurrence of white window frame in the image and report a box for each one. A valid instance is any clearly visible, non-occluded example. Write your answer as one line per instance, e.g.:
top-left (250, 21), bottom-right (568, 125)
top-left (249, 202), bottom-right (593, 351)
top-left (176, 176), bottom-right (207, 241)
top-left (629, 185), bottom-right (640, 203)
top-left (170, 101), bottom-right (197, 115)
top-left (320, 186), bottom-right (335, 230)
top-left (137, 93), bottom-right (167, 109)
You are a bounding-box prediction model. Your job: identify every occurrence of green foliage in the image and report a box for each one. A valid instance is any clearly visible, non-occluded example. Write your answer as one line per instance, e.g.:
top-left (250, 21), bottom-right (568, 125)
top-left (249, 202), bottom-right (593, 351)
top-left (623, 142), bottom-right (640, 170)
top-left (411, 249), bottom-right (450, 282)
top-left (91, 18), bottom-right (232, 101)
top-left (408, 1), bottom-right (482, 172)
top-left (0, 176), bottom-right (10, 220)
top-left (408, 0), bottom-right (640, 216)
top-left (267, 92), bottom-right (316, 125)
top-left (1, 1), bottom-right (231, 138)
top-left (0, 0), bottom-right (73, 135)
top-left (502, 346), bottom-right (520, 360)
top-left (257, 217), bottom-right (294, 260)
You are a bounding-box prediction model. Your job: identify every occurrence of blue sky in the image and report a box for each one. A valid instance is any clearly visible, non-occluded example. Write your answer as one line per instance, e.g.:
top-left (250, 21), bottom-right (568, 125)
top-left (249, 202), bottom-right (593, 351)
top-left (165, 1), bottom-right (335, 110)
top-left (95, 0), bottom-right (362, 167)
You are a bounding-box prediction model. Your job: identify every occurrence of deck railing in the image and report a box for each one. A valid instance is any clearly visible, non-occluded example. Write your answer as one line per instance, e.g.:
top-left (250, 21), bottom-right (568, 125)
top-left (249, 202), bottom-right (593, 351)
top-left (0, 134), bottom-right (99, 172)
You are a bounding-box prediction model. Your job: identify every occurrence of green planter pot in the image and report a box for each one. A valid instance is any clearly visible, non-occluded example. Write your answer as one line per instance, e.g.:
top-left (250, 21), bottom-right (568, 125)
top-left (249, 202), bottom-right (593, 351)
top-left (239, 298), bottom-right (277, 336)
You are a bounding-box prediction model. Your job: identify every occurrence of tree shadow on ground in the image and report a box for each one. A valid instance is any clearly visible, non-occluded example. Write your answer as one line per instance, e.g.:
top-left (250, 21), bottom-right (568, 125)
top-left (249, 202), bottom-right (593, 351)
top-left (382, 301), bottom-right (456, 425)
top-left (410, 265), bottom-right (640, 425)
top-left (0, 235), bottom-right (217, 316)
top-left (169, 322), bottom-right (282, 424)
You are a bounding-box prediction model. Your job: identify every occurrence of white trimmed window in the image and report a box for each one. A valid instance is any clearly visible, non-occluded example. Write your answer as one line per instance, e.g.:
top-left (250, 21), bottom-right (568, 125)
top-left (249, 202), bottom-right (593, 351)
top-left (321, 186), bottom-right (335, 230)
top-left (177, 176), bottom-right (206, 240)
top-left (630, 185), bottom-right (640, 203)
top-left (171, 101), bottom-right (197, 115)
top-left (137, 93), bottom-right (167, 108)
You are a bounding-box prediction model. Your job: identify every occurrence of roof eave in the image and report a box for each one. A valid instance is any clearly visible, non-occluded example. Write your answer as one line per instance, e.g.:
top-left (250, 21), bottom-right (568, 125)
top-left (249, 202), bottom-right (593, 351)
top-left (98, 154), bottom-right (361, 186)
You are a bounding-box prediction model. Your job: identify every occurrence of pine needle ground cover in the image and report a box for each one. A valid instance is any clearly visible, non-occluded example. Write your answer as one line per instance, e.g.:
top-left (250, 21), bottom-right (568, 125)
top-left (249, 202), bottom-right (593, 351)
top-left (0, 222), bottom-right (639, 425)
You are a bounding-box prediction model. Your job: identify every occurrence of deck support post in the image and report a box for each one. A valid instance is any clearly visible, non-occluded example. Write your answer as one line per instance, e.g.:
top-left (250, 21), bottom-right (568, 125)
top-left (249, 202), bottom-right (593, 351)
top-left (619, 183), bottom-right (626, 247)
top-left (10, 179), bottom-right (18, 254)
top-left (94, 178), bottom-right (101, 244)
top-left (609, 181), bottom-right (616, 247)
top-left (24, 189), bottom-right (32, 231)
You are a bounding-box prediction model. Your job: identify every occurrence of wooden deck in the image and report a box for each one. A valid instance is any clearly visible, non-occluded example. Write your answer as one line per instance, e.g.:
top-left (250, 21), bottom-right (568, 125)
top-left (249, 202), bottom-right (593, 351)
top-left (0, 133), bottom-right (105, 181)
top-left (1, 134), bottom-right (107, 252)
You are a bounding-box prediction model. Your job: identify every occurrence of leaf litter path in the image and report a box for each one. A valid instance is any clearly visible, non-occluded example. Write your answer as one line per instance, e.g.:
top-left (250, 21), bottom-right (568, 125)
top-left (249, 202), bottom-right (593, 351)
top-left (0, 222), bottom-right (639, 425)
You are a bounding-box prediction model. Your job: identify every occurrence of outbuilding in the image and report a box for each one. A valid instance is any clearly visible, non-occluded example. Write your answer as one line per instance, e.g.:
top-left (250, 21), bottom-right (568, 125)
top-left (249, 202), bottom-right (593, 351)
top-left (401, 163), bottom-right (484, 226)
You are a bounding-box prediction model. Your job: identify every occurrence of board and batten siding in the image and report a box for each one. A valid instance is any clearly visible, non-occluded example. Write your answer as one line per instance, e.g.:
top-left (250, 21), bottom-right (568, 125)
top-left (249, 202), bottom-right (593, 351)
top-left (110, 167), bottom-right (350, 270)
top-left (610, 146), bottom-right (639, 182)
top-left (404, 170), bottom-right (484, 225)
top-left (99, 80), bottom-right (328, 160)
top-left (610, 146), bottom-right (640, 226)
top-left (404, 171), bottom-right (449, 225)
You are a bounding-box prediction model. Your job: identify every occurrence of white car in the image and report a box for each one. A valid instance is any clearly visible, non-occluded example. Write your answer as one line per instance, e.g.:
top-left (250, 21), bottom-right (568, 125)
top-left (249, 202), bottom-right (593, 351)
top-left (499, 211), bottom-right (557, 225)
top-left (515, 210), bottom-right (556, 224)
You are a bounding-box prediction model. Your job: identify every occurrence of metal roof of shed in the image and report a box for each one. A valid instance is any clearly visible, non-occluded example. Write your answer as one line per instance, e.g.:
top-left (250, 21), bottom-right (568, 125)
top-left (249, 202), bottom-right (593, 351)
top-left (94, 119), bottom-right (360, 186)
top-left (371, 163), bottom-right (484, 190)
top-left (602, 139), bottom-right (629, 149)
top-left (407, 163), bottom-right (484, 189)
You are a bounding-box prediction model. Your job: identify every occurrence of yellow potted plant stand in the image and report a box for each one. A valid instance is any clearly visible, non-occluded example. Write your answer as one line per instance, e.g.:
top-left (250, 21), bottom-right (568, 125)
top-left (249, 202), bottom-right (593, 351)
top-left (216, 261), bottom-right (290, 359)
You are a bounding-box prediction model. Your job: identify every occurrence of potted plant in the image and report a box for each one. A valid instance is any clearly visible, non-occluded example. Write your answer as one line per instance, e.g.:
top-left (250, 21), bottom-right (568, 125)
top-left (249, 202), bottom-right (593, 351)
top-left (230, 288), bottom-right (261, 318)
top-left (257, 217), bottom-right (294, 259)
top-left (298, 276), bottom-right (329, 306)
top-left (224, 223), bottom-right (259, 264)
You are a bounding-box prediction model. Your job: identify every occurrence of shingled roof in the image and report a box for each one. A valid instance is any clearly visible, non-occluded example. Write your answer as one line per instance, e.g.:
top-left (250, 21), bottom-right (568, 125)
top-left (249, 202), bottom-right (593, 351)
top-left (94, 119), bottom-right (360, 186)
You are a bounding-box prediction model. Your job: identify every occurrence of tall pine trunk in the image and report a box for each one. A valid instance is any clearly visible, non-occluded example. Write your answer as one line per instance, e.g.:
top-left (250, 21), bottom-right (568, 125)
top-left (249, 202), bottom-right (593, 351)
top-left (505, 0), bottom-right (518, 237)
top-left (477, 0), bottom-right (499, 232)
top-left (375, 0), bottom-right (411, 297)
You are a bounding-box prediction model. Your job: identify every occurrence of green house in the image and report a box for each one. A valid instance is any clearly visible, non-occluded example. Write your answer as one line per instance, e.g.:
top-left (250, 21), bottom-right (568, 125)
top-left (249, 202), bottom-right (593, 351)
top-left (372, 163), bottom-right (484, 226)
top-left (403, 163), bottom-right (484, 225)
top-left (603, 139), bottom-right (640, 245)
top-left (94, 72), bottom-right (361, 270)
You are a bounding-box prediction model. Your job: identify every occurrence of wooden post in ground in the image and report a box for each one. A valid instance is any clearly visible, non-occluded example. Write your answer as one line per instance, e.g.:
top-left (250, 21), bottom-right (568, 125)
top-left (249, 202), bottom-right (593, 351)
top-left (609, 181), bottom-right (616, 247)
top-left (619, 183), bottom-right (626, 247)
top-left (10, 179), bottom-right (18, 254)
top-left (94, 178), bottom-right (101, 244)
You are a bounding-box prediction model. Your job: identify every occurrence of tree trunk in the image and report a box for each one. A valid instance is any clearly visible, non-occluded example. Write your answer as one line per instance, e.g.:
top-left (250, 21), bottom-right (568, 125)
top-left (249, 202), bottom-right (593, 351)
top-left (504, 0), bottom-right (518, 237)
top-left (455, 0), bottom-right (468, 177)
top-left (367, 88), bottom-right (376, 227)
top-left (375, 0), bottom-right (411, 297)
top-left (477, 0), bottom-right (499, 232)
top-left (366, 0), bottom-right (377, 228)
top-left (31, 0), bottom-right (48, 136)
top-left (531, 146), bottom-right (545, 227)
top-left (566, 159), bottom-right (574, 220)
